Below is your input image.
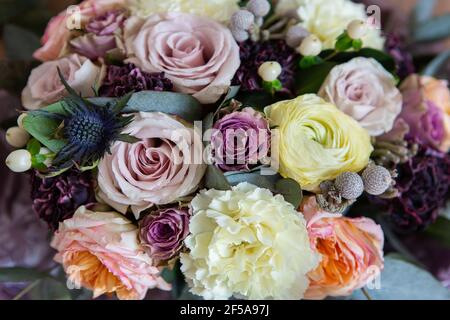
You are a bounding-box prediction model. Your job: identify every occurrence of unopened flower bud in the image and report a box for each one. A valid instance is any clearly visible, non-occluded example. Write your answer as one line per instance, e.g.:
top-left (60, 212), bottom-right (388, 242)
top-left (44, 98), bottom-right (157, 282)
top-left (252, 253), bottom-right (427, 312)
top-left (5, 126), bottom-right (30, 148)
top-left (5, 149), bottom-right (32, 173)
top-left (258, 61), bottom-right (282, 82)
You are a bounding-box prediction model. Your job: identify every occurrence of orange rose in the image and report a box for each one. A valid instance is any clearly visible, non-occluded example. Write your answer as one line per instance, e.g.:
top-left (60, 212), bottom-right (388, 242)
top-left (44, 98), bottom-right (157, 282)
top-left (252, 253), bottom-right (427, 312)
top-left (300, 196), bottom-right (384, 299)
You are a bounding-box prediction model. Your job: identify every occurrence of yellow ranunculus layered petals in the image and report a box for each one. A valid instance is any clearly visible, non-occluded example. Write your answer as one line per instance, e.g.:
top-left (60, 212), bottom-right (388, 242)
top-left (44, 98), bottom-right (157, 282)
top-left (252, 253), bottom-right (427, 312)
top-left (265, 94), bottom-right (373, 191)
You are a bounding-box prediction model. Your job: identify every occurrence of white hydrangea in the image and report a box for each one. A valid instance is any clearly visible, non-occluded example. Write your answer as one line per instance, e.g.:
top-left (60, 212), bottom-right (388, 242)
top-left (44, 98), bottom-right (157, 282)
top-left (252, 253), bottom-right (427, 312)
top-left (180, 183), bottom-right (320, 300)
top-left (127, 0), bottom-right (240, 24)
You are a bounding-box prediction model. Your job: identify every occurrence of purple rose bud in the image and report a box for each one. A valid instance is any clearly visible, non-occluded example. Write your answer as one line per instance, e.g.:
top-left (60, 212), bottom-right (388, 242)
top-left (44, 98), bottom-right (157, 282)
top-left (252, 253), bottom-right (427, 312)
top-left (211, 107), bottom-right (270, 172)
top-left (86, 10), bottom-right (126, 36)
top-left (139, 208), bottom-right (190, 264)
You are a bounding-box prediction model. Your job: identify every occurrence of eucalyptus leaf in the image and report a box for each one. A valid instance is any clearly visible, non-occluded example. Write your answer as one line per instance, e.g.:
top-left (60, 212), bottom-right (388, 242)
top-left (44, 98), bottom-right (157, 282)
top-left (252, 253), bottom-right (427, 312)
top-left (3, 24), bottom-right (40, 61)
top-left (224, 170), bottom-right (281, 190)
top-left (295, 61), bottom-right (337, 95)
top-left (204, 165), bottom-right (231, 190)
top-left (350, 255), bottom-right (450, 300)
top-left (274, 178), bottom-right (303, 208)
top-left (122, 91), bottom-right (203, 122)
top-left (413, 14), bottom-right (450, 42)
top-left (0, 267), bottom-right (49, 282)
top-left (411, 0), bottom-right (436, 25)
top-left (422, 50), bottom-right (450, 76)
top-left (29, 278), bottom-right (72, 300)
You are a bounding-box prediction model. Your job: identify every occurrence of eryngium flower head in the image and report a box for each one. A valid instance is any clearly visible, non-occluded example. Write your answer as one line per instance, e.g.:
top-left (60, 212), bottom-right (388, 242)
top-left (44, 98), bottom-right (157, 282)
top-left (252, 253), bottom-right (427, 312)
top-left (372, 144), bottom-right (450, 232)
top-left (385, 33), bottom-right (415, 80)
top-left (99, 64), bottom-right (173, 97)
top-left (31, 169), bottom-right (95, 230)
top-left (32, 68), bottom-right (139, 170)
top-left (232, 39), bottom-right (298, 96)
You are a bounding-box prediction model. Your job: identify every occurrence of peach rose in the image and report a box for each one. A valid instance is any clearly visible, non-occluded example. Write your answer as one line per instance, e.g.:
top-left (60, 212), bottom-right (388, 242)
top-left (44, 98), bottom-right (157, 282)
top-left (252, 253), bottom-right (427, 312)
top-left (21, 54), bottom-right (102, 110)
top-left (319, 57), bottom-right (402, 136)
top-left (97, 112), bottom-right (206, 219)
top-left (33, 0), bottom-right (126, 61)
top-left (51, 206), bottom-right (170, 300)
top-left (300, 196), bottom-right (384, 299)
top-left (124, 12), bottom-right (240, 104)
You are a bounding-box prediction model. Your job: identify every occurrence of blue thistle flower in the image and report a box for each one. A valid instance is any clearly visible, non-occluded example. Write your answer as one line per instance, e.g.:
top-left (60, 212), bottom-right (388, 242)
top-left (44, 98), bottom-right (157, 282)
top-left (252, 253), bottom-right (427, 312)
top-left (32, 68), bottom-right (139, 170)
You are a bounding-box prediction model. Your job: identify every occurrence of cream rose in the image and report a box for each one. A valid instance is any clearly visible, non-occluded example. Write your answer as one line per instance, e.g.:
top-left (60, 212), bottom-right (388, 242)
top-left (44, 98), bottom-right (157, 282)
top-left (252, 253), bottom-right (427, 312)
top-left (180, 183), bottom-right (320, 300)
top-left (97, 112), bottom-right (206, 219)
top-left (319, 57), bottom-right (402, 136)
top-left (124, 12), bottom-right (240, 104)
top-left (128, 0), bottom-right (239, 23)
top-left (21, 54), bottom-right (102, 110)
top-left (281, 0), bottom-right (384, 50)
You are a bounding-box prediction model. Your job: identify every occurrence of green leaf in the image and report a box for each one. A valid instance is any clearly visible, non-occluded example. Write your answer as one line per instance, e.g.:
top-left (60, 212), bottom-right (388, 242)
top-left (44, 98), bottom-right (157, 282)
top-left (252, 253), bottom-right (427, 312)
top-left (3, 24), bottom-right (40, 61)
top-left (424, 216), bottom-right (450, 248)
top-left (413, 14), bottom-right (450, 42)
top-left (111, 91), bottom-right (133, 114)
top-left (121, 91), bottom-right (203, 122)
top-left (274, 178), bottom-right (303, 208)
top-left (422, 50), bottom-right (450, 76)
top-left (29, 278), bottom-right (72, 300)
top-left (204, 165), bottom-right (231, 190)
top-left (295, 61), bottom-right (337, 95)
top-left (236, 91), bottom-right (278, 111)
top-left (224, 170), bottom-right (281, 190)
top-left (350, 255), bottom-right (450, 300)
top-left (117, 134), bottom-right (141, 144)
top-left (411, 0), bottom-right (436, 25)
top-left (26, 138), bottom-right (41, 156)
top-left (0, 267), bottom-right (49, 282)
top-left (202, 112), bottom-right (214, 136)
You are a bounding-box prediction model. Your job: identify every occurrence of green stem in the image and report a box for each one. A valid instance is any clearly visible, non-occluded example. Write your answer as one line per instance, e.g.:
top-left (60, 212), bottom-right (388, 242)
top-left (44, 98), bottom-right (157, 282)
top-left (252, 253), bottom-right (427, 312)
top-left (361, 287), bottom-right (373, 300)
top-left (323, 51), bottom-right (339, 61)
top-left (13, 279), bottom-right (41, 300)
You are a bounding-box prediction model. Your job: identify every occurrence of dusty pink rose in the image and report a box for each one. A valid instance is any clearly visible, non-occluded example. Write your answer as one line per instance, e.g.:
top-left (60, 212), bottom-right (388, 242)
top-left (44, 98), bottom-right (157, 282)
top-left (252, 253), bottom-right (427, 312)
top-left (319, 57), bottom-right (402, 136)
top-left (124, 12), bottom-right (240, 104)
top-left (299, 196), bottom-right (384, 299)
top-left (21, 54), bottom-right (102, 110)
top-left (51, 206), bottom-right (170, 300)
top-left (97, 112), bottom-right (206, 219)
top-left (33, 0), bottom-right (126, 61)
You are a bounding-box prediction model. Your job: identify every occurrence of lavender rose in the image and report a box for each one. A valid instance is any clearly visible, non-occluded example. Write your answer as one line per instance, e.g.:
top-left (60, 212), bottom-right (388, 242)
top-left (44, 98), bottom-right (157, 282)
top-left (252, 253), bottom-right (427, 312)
top-left (97, 112), bottom-right (206, 219)
top-left (211, 107), bottom-right (270, 172)
top-left (21, 54), bottom-right (102, 110)
top-left (319, 57), bottom-right (402, 136)
top-left (71, 10), bottom-right (127, 60)
top-left (139, 208), bottom-right (190, 264)
top-left (124, 12), bottom-right (240, 104)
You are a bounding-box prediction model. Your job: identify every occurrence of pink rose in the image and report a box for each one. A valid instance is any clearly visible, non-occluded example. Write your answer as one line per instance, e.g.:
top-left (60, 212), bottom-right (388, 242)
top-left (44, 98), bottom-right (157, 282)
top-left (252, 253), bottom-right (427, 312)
top-left (97, 112), bottom-right (206, 218)
top-left (319, 57), bottom-right (402, 136)
top-left (33, 0), bottom-right (126, 61)
top-left (124, 12), bottom-right (240, 104)
top-left (299, 196), bottom-right (384, 299)
top-left (21, 54), bottom-right (102, 110)
top-left (51, 206), bottom-right (170, 300)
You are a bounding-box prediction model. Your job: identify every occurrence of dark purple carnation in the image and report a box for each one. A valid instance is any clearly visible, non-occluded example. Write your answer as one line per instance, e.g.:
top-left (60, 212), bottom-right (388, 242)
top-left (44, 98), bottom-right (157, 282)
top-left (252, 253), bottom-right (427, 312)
top-left (211, 108), bottom-right (270, 172)
top-left (385, 33), bottom-right (415, 80)
top-left (99, 64), bottom-right (173, 97)
top-left (373, 144), bottom-right (450, 232)
top-left (31, 169), bottom-right (95, 231)
top-left (232, 39), bottom-right (299, 96)
top-left (139, 208), bottom-right (190, 264)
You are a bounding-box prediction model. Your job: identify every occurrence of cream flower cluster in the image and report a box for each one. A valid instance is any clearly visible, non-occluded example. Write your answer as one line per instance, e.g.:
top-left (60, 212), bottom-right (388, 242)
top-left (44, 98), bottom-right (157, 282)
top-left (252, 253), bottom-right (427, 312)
top-left (127, 0), bottom-right (240, 23)
top-left (180, 183), bottom-right (320, 300)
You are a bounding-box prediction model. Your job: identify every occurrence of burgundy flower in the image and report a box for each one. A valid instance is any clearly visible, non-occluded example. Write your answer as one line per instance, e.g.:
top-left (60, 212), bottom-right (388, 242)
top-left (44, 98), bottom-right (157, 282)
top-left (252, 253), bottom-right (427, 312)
top-left (31, 169), bottom-right (95, 230)
top-left (232, 39), bottom-right (299, 96)
top-left (385, 33), bottom-right (415, 80)
top-left (373, 144), bottom-right (450, 232)
top-left (99, 64), bottom-right (173, 97)
top-left (139, 208), bottom-right (190, 264)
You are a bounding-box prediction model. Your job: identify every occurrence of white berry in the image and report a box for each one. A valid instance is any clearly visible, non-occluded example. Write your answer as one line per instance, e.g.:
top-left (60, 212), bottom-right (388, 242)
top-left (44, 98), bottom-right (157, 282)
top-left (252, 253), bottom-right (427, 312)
top-left (247, 0), bottom-right (270, 17)
top-left (258, 61), bottom-right (282, 82)
top-left (231, 10), bottom-right (254, 31)
top-left (17, 113), bottom-right (28, 128)
top-left (298, 35), bottom-right (322, 56)
top-left (5, 149), bottom-right (32, 173)
top-left (347, 20), bottom-right (368, 39)
top-left (5, 126), bottom-right (30, 148)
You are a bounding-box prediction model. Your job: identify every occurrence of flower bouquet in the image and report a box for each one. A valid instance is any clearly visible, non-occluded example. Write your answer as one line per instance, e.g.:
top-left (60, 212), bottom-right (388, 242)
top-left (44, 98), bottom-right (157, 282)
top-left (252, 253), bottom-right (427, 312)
top-left (2, 0), bottom-right (450, 300)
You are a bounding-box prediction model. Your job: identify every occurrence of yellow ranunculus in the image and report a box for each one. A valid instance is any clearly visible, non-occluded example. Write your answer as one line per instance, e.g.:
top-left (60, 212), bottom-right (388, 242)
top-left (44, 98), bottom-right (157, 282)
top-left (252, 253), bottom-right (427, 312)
top-left (180, 183), bottom-right (319, 300)
top-left (265, 94), bottom-right (373, 191)
top-left (128, 0), bottom-right (240, 23)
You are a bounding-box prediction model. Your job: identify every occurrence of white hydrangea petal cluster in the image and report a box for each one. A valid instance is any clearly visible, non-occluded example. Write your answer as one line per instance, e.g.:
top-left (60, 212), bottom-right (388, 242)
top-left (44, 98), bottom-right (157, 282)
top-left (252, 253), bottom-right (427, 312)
top-left (180, 183), bottom-right (320, 300)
